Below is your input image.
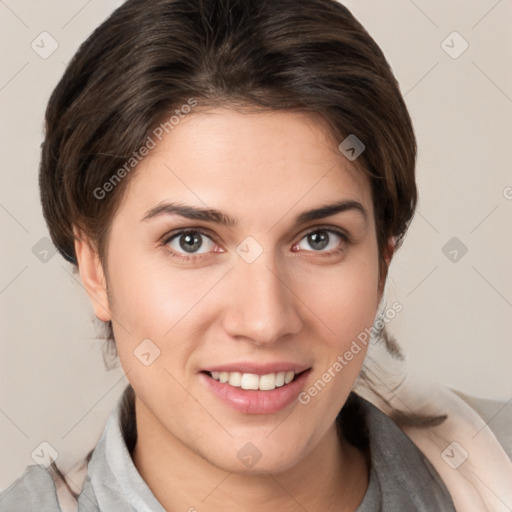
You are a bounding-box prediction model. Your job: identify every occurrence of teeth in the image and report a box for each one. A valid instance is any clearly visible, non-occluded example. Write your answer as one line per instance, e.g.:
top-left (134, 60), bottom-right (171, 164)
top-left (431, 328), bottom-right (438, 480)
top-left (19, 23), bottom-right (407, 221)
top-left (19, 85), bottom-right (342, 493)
top-left (259, 373), bottom-right (277, 391)
top-left (209, 370), bottom-right (299, 390)
top-left (284, 371), bottom-right (295, 384)
top-left (240, 373), bottom-right (259, 390)
top-left (275, 371), bottom-right (286, 387)
top-left (228, 372), bottom-right (242, 387)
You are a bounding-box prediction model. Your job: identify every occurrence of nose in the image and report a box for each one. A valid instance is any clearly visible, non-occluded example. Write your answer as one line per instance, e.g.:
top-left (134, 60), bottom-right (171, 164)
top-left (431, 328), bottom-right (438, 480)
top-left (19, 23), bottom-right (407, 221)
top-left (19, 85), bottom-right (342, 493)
top-left (221, 253), bottom-right (303, 345)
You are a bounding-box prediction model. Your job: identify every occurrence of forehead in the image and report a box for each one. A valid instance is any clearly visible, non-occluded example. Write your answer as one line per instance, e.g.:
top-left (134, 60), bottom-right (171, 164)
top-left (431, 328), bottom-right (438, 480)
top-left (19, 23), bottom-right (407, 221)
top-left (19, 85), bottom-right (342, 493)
top-left (118, 108), bottom-right (373, 224)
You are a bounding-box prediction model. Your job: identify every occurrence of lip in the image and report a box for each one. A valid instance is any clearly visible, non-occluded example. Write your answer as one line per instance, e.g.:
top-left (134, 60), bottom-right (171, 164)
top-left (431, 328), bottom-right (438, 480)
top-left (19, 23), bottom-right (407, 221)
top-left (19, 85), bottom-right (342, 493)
top-left (202, 362), bottom-right (310, 375)
top-left (200, 368), bottom-right (311, 415)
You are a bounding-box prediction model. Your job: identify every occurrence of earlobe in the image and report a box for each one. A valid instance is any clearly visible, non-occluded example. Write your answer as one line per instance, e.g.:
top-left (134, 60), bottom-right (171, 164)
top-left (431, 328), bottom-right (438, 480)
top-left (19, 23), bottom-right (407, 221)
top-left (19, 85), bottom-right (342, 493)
top-left (73, 227), bottom-right (112, 322)
top-left (378, 236), bottom-right (396, 299)
top-left (385, 236), bottom-right (396, 268)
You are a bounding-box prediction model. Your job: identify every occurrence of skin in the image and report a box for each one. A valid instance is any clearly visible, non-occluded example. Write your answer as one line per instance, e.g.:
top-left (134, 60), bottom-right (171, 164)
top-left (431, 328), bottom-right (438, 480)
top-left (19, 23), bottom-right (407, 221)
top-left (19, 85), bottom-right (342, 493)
top-left (75, 108), bottom-right (393, 511)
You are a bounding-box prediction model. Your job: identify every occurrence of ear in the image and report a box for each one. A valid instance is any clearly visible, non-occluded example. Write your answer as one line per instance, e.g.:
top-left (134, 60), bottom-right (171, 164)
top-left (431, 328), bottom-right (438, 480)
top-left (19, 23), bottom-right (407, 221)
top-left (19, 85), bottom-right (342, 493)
top-left (73, 227), bottom-right (111, 322)
top-left (378, 236), bottom-right (396, 300)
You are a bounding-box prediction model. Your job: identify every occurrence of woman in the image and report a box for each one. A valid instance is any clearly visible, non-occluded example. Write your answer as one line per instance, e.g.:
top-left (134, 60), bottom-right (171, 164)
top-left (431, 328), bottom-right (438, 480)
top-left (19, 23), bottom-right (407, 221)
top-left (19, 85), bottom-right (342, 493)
top-left (1, 0), bottom-right (511, 510)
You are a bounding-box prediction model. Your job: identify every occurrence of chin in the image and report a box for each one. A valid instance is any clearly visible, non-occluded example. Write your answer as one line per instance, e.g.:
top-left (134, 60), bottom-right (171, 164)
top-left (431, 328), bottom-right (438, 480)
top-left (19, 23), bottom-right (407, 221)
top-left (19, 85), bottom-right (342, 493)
top-left (213, 452), bottom-right (303, 476)
top-left (197, 433), bottom-right (312, 476)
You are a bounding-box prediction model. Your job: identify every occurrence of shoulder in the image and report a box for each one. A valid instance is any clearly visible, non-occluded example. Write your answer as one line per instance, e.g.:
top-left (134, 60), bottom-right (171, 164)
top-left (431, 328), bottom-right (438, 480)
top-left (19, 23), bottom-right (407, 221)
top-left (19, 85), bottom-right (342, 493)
top-left (452, 389), bottom-right (512, 460)
top-left (0, 456), bottom-right (93, 512)
top-left (342, 392), bottom-right (456, 510)
top-left (0, 464), bottom-right (61, 512)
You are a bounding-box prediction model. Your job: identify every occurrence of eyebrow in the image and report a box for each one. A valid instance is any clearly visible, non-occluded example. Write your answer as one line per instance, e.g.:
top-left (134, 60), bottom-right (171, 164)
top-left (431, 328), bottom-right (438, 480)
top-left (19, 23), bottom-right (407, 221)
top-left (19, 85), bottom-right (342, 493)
top-left (140, 199), bottom-right (367, 226)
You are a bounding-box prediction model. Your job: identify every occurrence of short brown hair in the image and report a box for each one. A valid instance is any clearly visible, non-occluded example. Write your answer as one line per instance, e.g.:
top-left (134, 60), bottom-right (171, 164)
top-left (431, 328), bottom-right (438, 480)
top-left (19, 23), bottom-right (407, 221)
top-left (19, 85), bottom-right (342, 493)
top-left (40, 0), bottom-right (417, 355)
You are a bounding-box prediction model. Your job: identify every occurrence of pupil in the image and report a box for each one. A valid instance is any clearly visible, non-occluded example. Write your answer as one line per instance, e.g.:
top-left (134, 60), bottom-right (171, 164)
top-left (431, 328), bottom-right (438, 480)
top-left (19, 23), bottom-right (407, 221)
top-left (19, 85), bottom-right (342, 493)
top-left (309, 231), bottom-right (329, 250)
top-left (180, 233), bottom-right (202, 253)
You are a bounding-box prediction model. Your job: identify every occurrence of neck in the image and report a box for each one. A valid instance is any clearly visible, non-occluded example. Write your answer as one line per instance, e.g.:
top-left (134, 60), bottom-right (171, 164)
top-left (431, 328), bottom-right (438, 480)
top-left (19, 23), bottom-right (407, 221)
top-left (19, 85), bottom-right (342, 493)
top-left (131, 397), bottom-right (368, 512)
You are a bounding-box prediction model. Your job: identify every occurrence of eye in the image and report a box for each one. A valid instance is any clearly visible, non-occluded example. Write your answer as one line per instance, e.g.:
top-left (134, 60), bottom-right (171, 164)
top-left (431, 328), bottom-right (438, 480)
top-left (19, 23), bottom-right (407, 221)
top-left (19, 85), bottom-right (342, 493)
top-left (293, 228), bottom-right (348, 254)
top-left (164, 229), bottom-right (218, 257)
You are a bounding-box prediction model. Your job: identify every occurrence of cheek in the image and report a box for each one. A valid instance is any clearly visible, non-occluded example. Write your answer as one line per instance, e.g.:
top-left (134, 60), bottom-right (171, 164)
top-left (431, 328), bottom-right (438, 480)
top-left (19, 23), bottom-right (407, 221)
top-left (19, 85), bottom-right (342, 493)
top-left (297, 244), bottom-right (381, 343)
top-left (294, 255), bottom-right (380, 417)
top-left (105, 245), bottom-right (223, 367)
top-left (294, 242), bottom-right (380, 400)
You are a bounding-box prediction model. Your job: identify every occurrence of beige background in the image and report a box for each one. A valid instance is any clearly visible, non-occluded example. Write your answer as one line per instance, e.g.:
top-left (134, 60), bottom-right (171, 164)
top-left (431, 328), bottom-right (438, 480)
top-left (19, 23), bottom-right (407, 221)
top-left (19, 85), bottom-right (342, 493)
top-left (1, 0), bottom-right (511, 490)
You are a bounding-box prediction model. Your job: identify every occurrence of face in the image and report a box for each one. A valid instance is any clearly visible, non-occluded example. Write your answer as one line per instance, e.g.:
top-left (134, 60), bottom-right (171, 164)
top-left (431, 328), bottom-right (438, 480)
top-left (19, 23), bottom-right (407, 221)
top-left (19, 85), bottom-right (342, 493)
top-left (80, 108), bottom-right (386, 474)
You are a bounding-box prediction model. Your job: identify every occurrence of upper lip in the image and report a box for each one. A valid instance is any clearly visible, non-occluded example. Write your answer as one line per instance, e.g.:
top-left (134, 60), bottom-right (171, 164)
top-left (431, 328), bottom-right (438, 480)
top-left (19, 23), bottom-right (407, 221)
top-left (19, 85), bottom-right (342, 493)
top-left (202, 362), bottom-right (311, 375)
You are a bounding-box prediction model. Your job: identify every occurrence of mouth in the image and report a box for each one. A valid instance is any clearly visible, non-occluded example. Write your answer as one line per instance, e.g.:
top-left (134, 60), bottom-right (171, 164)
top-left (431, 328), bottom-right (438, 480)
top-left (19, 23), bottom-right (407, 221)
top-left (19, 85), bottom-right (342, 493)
top-left (201, 369), bottom-right (308, 391)
top-left (199, 366), bottom-right (312, 415)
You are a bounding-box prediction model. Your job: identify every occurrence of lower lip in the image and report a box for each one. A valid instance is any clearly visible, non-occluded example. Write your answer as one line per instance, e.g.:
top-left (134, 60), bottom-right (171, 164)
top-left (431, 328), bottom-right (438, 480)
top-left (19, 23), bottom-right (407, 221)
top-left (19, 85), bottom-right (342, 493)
top-left (200, 370), bottom-right (311, 415)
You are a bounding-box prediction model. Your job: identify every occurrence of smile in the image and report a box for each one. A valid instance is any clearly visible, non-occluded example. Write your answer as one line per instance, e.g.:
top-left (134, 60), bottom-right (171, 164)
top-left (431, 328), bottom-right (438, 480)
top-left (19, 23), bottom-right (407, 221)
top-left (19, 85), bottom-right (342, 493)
top-left (200, 367), bottom-right (311, 414)
top-left (207, 370), bottom-right (298, 390)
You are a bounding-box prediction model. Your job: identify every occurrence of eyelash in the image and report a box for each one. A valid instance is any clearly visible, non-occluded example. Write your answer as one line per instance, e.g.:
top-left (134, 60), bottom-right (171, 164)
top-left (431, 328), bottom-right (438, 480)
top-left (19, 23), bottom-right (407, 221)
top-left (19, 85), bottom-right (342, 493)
top-left (161, 226), bottom-right (351, 262)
